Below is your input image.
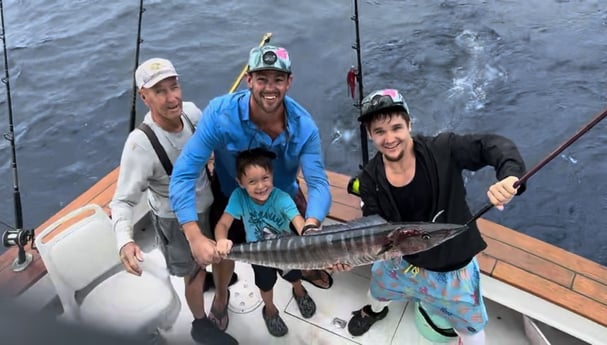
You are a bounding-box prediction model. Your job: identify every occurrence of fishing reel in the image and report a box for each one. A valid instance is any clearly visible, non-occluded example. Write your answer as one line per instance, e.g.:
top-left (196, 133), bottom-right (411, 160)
top-left (2, 227), bottom-right (35, 272)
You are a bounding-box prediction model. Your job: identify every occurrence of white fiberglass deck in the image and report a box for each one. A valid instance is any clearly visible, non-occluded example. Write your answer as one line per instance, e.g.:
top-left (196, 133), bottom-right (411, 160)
top-left (162, 261), bottom-right (530, 345)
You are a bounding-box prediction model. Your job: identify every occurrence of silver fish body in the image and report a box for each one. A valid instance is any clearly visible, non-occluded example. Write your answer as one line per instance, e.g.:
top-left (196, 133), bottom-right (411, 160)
top-left (226, 215), bottom-right (467, 270)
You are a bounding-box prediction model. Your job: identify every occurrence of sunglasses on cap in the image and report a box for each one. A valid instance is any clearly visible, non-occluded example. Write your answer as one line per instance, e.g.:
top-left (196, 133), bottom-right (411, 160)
top-left (359, 89), bottom-right (409, 121)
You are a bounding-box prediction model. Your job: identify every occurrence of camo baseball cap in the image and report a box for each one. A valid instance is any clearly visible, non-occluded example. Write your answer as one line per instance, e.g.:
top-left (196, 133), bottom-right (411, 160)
top-left (247, 45), bottom-right (292, 74)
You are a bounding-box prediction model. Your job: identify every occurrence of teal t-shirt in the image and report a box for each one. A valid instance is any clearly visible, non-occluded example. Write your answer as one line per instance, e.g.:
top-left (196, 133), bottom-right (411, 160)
top-left (225, 187), bottom-right (300, 242)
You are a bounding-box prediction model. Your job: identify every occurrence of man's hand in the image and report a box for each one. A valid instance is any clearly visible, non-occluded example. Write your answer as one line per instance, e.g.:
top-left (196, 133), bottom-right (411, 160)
top-left (182, 222), bottom-right (220, 266)
top-left (119, 242), bottom-right (144, 276)
top-left (188, 234), bottom-right (220, 266)
top-left (487, 176), bottom-right (520, 211)
top-left (216, 239), bottom-right (233, 257)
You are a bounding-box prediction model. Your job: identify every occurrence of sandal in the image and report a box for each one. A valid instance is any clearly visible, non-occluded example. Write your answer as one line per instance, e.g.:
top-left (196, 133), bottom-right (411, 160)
top-left (293, 287), bottom-right (316, 318)
top-left (262, 306), bottom-right (288, 337)
top-left (301, 269), bottom-right (334, 289)
top-left (208, 290), bottom-right (230, 331)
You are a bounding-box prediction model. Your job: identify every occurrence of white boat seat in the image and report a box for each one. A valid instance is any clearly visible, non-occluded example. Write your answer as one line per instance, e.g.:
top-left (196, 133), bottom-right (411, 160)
top-left (35, 204), bottom-right (180, 336)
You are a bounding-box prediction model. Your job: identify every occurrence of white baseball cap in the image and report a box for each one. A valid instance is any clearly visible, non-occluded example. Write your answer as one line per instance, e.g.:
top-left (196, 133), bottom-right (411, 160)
top-left (135, 58), bottom-right (179, 89)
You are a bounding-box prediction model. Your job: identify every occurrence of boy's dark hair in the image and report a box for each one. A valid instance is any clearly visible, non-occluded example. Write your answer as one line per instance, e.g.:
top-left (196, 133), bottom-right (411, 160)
top-left (235, 147), bottom-right (277, 179)
top-left (362, 109), bottom-right (410, 130)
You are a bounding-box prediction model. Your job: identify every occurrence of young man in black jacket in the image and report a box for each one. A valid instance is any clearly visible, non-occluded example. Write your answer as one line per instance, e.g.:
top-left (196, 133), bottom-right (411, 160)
top-left (347, 89), bottom-right (526, 345)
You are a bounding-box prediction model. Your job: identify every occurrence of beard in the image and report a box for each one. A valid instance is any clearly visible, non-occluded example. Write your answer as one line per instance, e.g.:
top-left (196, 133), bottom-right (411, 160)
top-left (383, 149), bottom-right (405, 162)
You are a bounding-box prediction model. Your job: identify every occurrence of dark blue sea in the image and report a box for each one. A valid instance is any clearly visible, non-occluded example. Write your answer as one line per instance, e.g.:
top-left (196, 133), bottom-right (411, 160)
top-left (1, 0), bottom-right (606, 265)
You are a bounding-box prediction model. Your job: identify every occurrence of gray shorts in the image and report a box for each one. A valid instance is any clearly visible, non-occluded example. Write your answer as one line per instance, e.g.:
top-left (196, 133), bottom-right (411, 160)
top-left (151, 211), bottom-right (212, 277)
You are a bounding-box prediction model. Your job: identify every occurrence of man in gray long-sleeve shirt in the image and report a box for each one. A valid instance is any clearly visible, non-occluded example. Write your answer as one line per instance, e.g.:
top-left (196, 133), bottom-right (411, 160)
top-left (110, 58), bottom-right (237, 345)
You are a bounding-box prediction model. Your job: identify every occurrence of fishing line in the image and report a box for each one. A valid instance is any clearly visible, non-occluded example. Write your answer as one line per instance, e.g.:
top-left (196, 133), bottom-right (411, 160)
top-left (128, 0), bottom-right (145, 132)
top-left (466, 106), bottom-right (607, 226)
top-left (0, 0), bottom-right (34, 271)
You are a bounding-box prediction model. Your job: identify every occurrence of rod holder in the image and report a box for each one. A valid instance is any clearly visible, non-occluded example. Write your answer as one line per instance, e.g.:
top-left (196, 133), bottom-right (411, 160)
top-left (2, 228), bottom-right (34, 272)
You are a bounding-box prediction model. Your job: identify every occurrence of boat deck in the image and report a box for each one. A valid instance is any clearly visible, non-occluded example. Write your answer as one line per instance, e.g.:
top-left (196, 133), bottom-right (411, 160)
top-left (160, 256), bottom-right (532, 345)
top-left (0, 168), bottom-right (605, 344)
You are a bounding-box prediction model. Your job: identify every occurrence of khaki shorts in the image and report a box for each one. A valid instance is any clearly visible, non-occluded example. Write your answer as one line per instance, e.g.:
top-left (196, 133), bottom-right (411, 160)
top-left (152, 211), bottom-right (211, 277)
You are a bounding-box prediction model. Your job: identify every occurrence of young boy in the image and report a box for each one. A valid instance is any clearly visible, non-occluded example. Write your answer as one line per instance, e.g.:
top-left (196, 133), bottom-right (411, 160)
top-left (214, 148), bottom-right (317, 337)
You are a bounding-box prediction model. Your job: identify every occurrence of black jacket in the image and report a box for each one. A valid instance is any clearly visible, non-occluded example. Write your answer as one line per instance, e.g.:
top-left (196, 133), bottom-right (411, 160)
top-left (358, 132), bottom-right (526, 271)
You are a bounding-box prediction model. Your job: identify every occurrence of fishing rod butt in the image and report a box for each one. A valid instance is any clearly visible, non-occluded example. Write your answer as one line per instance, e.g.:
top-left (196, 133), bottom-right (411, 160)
top-left (2, 228), bottom-right (34, 272)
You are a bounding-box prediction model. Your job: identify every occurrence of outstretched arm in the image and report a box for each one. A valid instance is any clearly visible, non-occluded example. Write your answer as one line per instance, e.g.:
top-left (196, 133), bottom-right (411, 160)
top-left (299, 129), bottom-right (331, 223)
top-left (448, 133), bottom-right (527, 193)
top-left (170, 105), bottom-right (221, 266)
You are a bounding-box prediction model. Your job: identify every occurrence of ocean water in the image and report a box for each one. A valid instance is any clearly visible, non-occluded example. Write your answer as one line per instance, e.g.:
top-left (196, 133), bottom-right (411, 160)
top-left (0, 0), bottom-right (606, 265)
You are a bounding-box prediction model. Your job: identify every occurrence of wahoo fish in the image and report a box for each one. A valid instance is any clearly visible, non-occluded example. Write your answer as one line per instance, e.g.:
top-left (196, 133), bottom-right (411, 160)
top-left (226, 215), bottom-right (467, 270)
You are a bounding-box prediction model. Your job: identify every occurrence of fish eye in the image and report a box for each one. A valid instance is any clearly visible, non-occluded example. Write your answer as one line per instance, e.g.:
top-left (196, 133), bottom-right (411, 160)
top-left (421, 233), bottom-right (432, 240)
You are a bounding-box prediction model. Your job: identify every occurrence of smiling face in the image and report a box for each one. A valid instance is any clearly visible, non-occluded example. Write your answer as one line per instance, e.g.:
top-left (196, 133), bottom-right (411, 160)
top-left (238, 164), bottom-right (274, 204)
top-left (367, 112), bottom-right (413, 162)
top-left (246, 70), bottom-right (292, 116)
top-left (140, 76), bottom-right (182, 130)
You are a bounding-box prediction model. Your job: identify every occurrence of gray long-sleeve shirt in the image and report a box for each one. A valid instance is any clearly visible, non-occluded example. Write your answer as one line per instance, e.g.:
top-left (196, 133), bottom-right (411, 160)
top-left (110, 102), bottom-right (213, 250)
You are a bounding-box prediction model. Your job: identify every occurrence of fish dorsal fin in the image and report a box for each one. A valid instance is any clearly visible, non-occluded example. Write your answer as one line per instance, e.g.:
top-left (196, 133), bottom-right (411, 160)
top-left (316, 214), bottom-right (388, 234)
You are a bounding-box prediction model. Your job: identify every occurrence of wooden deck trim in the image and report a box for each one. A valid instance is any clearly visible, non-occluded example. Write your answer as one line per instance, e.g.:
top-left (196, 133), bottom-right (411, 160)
top-left (1, 169), bottom-right (606, 328)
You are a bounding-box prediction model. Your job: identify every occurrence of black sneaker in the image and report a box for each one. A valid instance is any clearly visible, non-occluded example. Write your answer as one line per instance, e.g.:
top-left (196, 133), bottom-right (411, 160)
top-left (347, 305), bottom-right (389, 336)
top-left (191, 317), bottom-right (238, 345)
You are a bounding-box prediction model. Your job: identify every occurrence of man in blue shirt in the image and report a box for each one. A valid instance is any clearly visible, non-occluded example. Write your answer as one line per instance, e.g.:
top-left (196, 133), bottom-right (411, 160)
top-left (170, 45), bottom-right (332, 332)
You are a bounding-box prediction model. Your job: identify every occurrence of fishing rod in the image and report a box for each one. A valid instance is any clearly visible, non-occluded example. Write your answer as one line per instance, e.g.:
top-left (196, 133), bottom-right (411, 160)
top-left (0, 0), bottom-right (34, 272)
top-left (128, 0), bottom-right (145, 132)
top-left (466, 106), bottom-right (607, 226)
top-left (345, 0), bottom-right (368, 197)
top-left (229, 32), bottom-right (272, 93)
top-left (350, 0), bottom-right (368, 166)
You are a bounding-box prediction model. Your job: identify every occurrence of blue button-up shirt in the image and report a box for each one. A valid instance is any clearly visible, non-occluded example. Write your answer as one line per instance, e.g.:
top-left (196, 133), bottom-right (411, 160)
top-left (170, 89), bottom-right (331, 224)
